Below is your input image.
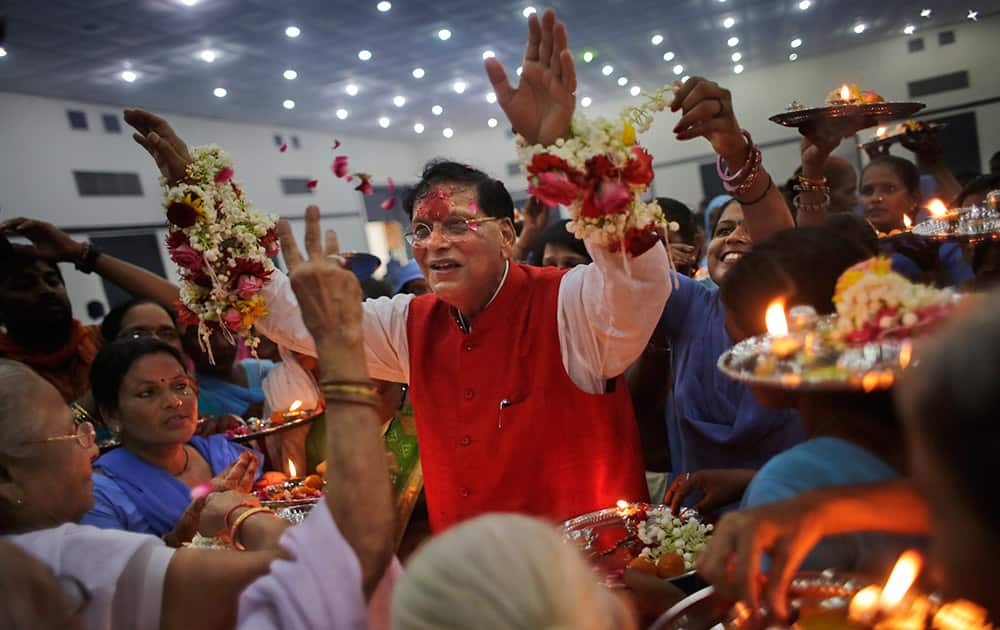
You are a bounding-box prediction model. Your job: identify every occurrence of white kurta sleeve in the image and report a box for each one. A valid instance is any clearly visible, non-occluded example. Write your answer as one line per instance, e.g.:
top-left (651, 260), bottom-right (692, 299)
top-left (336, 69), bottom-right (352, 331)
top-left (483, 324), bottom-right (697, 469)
top-left (255, 271), bottom-right (414, 383)
top-left (556, 243), bottom-right (672, 394)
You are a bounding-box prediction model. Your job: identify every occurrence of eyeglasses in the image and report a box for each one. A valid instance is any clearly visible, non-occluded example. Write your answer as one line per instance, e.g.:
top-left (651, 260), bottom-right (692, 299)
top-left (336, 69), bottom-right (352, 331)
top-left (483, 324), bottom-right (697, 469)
top-left (118, 327), bottom-right (181, 343)
top-left (22, 420), bottom-right (96, 449)
top-left (404, 216), bottom-right (505, 246)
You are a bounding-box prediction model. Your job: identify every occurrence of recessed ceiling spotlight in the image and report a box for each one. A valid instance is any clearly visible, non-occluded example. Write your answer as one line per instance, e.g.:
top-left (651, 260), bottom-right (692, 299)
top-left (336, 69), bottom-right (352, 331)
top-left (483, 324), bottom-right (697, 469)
top-left (967, 9), bottom-right (978, 21)
top-left (904, 24), bottom-right (916, 35)
top-left (336, 108), bottom-right (349, 119)
top-left (580, 96), bottom-right (592, 107)
top-left (727, 36), bottom-right (739, 47)
top-left (285, 25), bottom-right (301, 38)
top-left (443, 127), bottom-right (454, 138)
top-left (516, 65), bottom-right (523, 75)
top-left (432, 105), bottom-right (443, 115)
top-left (0, 47), bottom-right (7, 58)
top-left (199, 49), bottom-right (217, 63)
top-left (486, 91), bottom-right (497, 103)
top-left (723, 17), bottom-right (736, 29)
top-left (283, 69), bottom-right (298, 80)
top-left (393, 95), bottom-right (406, 107)
top-left (179, 0), bottom-right (199, 6)
top-left (283, 99), bottom-right (296, 110)
top-left (673, 64), bottom-right (684, 75)
top-left (438, 28), bottom-right (452, 41)
top-left (617, 76), bottom-right (629, 86)
top-left (651, 34), bottom-right (664, 45)
top-left (452, 80), bottom-right (467, 94)
top-left (663, 51), bottom-right (675, 61)
top-left (790, 37), bottom-right (802, 48)
top-left (789, 52), bottom-right (799, 61)
top-left (731, 52), bottom-right (742, 62)
top-left (412, 67), bottom-right (425, 79)
top-left (358, 49), bottom-right (372, 61)
top-left (482, 50), bottom-right (496, 60)
top-left (583, 51), bottom-right (595, 63)
top-left (378, 116), bottom-right (391, 128)
top-left (377, 1), bottom-right (392, 12)
top-left (213, 87), bottom-right (227, 98)
top-left (121, 70), bottom-right (138, 82)
top-left (345, 83), bottom-right (360, 96)
top-left (413, 122), bottom-right (425, 134)
top-left (601, 64), bottom-right (614, 76)
top-left (798, 0), bottom-right (811, 9)
top-left (853, 23), bottom-right (866, 34)
top-left (523, 6), bottom-right (537, 17)
top-left (488, 117), bottom-right (499, 128)
top-left (681, 75), bottom-right (690, 82)
top-left (733, 63), bottom-right (744, 74)
top-left (629, 85), bottom-right (641, 96)
top-left (920, 8), bottom-right (932, 18)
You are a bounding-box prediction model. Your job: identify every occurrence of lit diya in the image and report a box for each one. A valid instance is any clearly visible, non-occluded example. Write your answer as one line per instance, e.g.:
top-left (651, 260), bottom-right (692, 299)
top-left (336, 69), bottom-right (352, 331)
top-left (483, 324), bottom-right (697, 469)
top-left (910, 195), bottom-right (1000, 243)
top-left (770, 84), bottom-right (923, 130)
top-left (226, 399), bottom-right (323, 443)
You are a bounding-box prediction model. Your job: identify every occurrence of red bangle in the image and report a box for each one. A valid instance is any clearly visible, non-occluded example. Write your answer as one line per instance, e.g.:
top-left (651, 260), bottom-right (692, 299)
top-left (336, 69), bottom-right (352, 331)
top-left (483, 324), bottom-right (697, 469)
top-left (223, 501), bottom-right (259, 531)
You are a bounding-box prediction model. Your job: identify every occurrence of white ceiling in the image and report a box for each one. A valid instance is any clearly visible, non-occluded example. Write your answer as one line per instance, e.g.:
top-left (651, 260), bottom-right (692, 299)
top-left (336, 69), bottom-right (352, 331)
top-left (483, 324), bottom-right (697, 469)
top-left (1, 0), bottom-right (997, 139)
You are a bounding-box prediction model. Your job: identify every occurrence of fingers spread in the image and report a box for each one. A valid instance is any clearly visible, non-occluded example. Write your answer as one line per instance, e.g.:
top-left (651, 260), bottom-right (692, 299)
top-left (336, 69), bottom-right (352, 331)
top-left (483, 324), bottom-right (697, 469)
top-left (304, 205), bottom-right (322, 260)
top-left (277, 219), bottom-right (304, 270)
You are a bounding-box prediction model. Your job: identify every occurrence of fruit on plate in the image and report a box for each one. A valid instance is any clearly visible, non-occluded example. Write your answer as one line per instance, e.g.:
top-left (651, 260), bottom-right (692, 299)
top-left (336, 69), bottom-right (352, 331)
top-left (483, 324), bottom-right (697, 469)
top-left (626, 556), bottom-right (659, 576)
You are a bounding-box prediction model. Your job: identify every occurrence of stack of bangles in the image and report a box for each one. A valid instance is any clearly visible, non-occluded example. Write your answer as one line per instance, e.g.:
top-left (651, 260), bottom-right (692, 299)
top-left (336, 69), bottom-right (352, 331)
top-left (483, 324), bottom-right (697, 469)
top-left (320, 381), bottom-right (380, 407)
top-left (717, 130), bottom-right (773, 205)
top-left (792, 173), bottom-right (832, 214)
top-left (224, 502), bottom-right (279, 551)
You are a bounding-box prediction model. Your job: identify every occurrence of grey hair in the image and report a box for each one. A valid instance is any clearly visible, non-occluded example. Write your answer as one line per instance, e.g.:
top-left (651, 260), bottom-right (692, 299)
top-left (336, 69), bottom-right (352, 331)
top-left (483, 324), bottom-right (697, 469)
top-left (0, 359), bottom-right (47, 458)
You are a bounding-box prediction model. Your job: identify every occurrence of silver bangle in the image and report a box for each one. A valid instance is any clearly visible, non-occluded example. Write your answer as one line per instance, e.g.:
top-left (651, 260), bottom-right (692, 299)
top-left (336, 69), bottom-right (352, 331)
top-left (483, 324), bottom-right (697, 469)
top-left (793, 193), bottom-right (830, 212)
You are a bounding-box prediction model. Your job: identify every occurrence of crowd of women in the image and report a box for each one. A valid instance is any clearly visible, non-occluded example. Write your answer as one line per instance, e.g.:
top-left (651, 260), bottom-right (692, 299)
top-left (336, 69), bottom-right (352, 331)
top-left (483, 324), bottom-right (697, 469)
top-left (1, 7), bottom-right (999, 630)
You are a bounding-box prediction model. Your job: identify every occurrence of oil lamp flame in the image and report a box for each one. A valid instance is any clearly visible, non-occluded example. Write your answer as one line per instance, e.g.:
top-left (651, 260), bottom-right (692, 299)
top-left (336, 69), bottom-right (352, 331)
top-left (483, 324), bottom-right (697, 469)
top-left (288, 459), bottom-right (297, 478)
top-left (899, 341), bottom-right (912, 368)
top-left (881, 549), bottom-right (922, 609)
top-left (927, 199), bottom-right (949, 218)
top-left (840, 84), bottom-right (851, 101)
top-left (765, 300), bottom-right (789, 336)
top-left (289, 400), bottom-right (303, 412)
top-left (616, 499), bottom-right (629, 509)
top-left (903, 214), bottom-right (913, 229)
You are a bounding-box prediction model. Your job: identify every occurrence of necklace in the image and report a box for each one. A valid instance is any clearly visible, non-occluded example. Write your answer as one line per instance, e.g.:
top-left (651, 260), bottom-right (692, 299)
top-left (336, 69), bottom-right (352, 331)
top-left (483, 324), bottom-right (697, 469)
top-left (173, 446), bottom-right (191, 477)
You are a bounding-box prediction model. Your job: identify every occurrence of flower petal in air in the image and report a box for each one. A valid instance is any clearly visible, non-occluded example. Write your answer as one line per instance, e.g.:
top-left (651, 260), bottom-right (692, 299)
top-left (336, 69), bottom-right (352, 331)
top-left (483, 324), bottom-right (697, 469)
top-left (307, 179), bottom-right (318, 189)
top-left (332, 155), bottom-right (349, 178)
top-left (387, 177), bottom-right (395, 193)
top-left (332, 139), bottom-right (342, 150)
top-left (279, 143), bottom-right (288, 153)
top-left (381, 196), bottom-right (397, 210)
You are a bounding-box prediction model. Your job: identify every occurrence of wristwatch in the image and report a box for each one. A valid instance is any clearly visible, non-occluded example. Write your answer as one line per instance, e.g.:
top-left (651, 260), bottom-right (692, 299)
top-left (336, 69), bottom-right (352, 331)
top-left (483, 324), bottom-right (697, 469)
top-left (74, 242), bottom-right (101, 274)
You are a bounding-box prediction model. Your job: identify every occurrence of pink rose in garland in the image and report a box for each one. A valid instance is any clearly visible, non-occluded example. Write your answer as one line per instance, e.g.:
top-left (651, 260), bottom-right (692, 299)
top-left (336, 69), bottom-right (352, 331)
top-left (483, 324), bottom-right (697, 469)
top-left (235, 274), bottom-right (264, 300)
top-left (592, 180), bottom-right (632, 216)
top-left (528, 170), bottom-right (580, 208)
top-left (169, 244), bottom-right (203, 272)
top-left (221, 307), bottom-right (243, 332)
top-left (260, 228), bottom-right (280, 258)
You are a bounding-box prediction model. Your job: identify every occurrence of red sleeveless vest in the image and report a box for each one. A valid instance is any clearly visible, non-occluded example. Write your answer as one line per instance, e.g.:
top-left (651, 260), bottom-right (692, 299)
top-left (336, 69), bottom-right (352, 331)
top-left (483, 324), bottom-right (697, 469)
top-left (406, 262), bottom-right (649, 532)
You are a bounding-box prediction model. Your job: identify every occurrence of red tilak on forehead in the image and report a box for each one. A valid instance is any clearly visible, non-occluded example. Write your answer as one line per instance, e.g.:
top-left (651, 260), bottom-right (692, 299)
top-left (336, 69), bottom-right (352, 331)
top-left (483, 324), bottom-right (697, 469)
top-left (415, 187), bottom-right (452, 221)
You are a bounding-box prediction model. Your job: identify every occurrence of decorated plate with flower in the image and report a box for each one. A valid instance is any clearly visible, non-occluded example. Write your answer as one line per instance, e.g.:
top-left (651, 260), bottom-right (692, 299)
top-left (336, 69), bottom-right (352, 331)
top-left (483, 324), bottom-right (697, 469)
top-left (770, 101), bottom-right (924, 130)
top-left (227, 409), bottom-right (323, 444)
top-left (909, 204), bottom-right (1000, 243)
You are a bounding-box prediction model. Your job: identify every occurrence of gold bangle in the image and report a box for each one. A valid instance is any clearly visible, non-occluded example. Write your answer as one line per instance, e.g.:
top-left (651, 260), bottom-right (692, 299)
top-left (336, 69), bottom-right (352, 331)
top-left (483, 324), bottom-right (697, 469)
top-left (323, 394), bottom-right (380, 408)
top-left (796, 173), bottom-right (828, 186)
top-left (229, 506), bottom-right (276, 551)
top-left (320, 383), bottom-right (379, 397)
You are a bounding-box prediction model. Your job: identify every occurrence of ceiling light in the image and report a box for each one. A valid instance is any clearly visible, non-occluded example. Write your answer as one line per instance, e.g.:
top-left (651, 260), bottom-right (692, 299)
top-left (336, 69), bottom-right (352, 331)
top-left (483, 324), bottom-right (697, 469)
top-left (798, 0), bottom-right (811, 9)
top-left (443, 127), bottom-right (454, 138)
top-left (583, 51), bottom-right (595, 63)
top-left (488, 118), bottom-right (499, 128)
top-left (432, 105), bottom-right (443, 115)
top-left (120, 70), bottom-right (138, 82)
top-left (681, 75), bottom-right (690, 82)
top-left (727, 36), bottom-right (739, 47)
top-left (731, 51), bottom-right (742, 62)
top-left (522, 6), bottom-right (536, 17)
top-left (601, 64), bottom-right (614, 75)
top-left (199, 49), bottom-right (217, 63)
top-left (377, 1), bottom-right (392, 12)
top-left (516, 65), bottom-right (523, 75)
top-left (663, 51), bottom-right (675, 61)
top-left (283, 69), bottom-right (298, 80)
top-left (438, 28), bottom-right (452, 41)
top-left (853, 23), bottom-right (866, 34)
top-left (345, 83), bottom-right (360, 96)
top-left (580, 96), bottom-right (592, 108)
top-left (629, 85), bottom-right (641, 96)
top-left (904, 24), bottom-right (916, 35)
top-left (179, 0), bottom-right (199, 5)
top-left (790, 37), bottom-right (802, 48)
top-left (920, 8), bottom-right (932, 18)
top-left (482, 50), bottom-right (495, 59)
top-left (213, 87), bottom-right (227, 98)
top-left (358, 49), bottom-right (372, 61)
top-left (486, 91), bottom-right (497, 103)
top-left (413, 123), bottom-right (425, 134)
top-left (336, 108), bottom-right (349, 119)
top-left (617, 76), bottom-right (629, 86)
top-left (452, 80), bottom-right (467, 94)
top-left (651, 34), bottom-right (664, 45)
top-left (723, 17), bottom-right (736, 29)
top-left (412, 67), bottom-right (426, 79)
top-left (733, 64), bottom-right (744, 74)
top-left (393, 95), bottom-right (406, 107)
top-left (967, 9), bottom-right (978, 21)
top-left (789, 52), bottom-right (799, 61)
top-left (673, 64), bottom-right (684, 75)
top-left (285, 25), bottom-right (301, 38)
top-left (0, 47), bottom-right (7, 58)
top-left (378, 116), bottom-right (391, 128)
top-left (283, 99), bottom-right (295, 110)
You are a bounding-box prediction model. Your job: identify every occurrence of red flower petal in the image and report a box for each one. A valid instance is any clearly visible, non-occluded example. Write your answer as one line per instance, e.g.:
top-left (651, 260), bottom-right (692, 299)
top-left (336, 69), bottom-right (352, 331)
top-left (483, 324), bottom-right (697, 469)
top-left (346, 175), bottom-right (353, 182)
top-left (387, 176), bottom-right (395, 193)
top-left (381, 196), bottom-right (397, 210)
top-left (332, 155), bottom-right (349, 178)
top-left (332, 139), bottom-right (342, 150)
top-left (354, 174), bottom-right (374, 196)
top-left (279, 143), bottom-right (288, 153)
top-left (306, 179), bottom-right (318, 189)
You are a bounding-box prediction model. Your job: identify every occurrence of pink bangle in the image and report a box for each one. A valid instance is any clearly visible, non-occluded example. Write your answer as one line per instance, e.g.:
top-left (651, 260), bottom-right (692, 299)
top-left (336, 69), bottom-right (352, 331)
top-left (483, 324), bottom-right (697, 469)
top-left (727, 147), bottom-right (762, 196)
top-left (715, 130), bottom-right (755, 182)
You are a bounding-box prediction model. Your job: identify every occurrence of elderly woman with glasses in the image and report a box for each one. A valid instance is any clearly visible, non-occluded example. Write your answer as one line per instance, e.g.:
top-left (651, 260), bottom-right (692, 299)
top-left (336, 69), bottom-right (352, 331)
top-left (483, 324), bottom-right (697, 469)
top-left (80, 338), bottom-right (262, 544)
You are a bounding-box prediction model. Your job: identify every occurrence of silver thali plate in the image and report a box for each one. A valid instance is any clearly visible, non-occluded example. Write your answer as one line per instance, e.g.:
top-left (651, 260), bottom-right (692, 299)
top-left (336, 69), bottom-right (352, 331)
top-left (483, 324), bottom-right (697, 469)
top-left (910, 206), bottom-right (1000, 243)
top-left (770, 101), bottom-right (924, 130)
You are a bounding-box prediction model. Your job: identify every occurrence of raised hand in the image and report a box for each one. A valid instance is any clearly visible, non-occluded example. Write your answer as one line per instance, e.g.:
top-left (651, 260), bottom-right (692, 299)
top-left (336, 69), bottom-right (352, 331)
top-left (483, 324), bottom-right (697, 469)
top-left (671, 77), bottom-right (747, 166)
top-left (123, 109), bottom-right (192, 185)
top-left (800, 119), bottom-right (864, 173)
top-left (0, 217), bottom-right (84, 262)
top-left (211, 451), bottom-right (259, 493)
top-left (484, 8), bottom-right (576, 146)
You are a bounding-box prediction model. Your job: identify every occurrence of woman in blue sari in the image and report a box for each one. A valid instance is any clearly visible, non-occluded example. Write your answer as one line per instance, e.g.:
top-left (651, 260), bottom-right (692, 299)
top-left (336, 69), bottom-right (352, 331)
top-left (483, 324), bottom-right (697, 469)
top-left (81, 337), bottom-right (262, 543)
